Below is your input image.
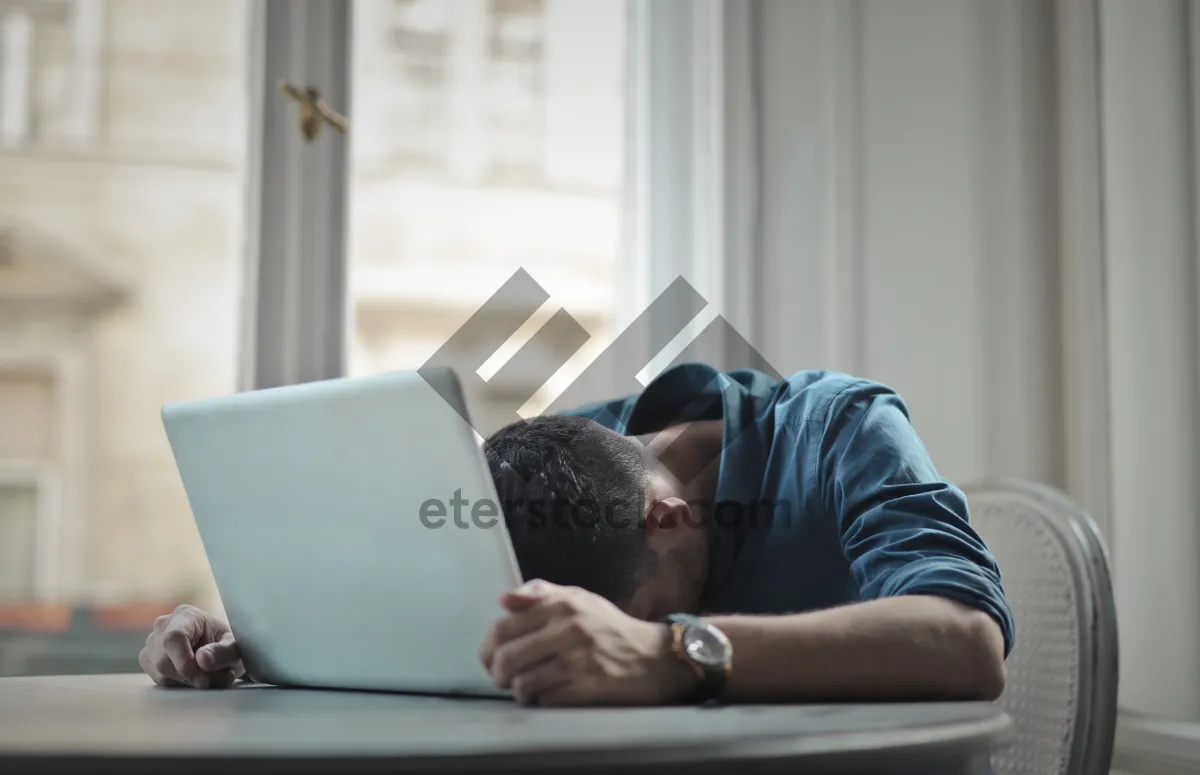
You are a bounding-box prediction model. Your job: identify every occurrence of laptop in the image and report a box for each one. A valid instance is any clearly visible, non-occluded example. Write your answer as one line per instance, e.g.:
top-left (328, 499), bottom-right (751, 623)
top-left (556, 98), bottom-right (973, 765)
top-left (161, 367), bottom-right (523, 697)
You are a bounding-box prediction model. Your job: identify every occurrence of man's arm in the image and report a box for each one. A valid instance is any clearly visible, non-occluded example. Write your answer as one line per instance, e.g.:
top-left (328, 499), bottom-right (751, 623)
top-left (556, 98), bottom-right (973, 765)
top-left (747, 378), bottom-right (1015, 701)
top-left (617, 379), bottom-right (1012, 705)
top-left (704, 595), bottom-right (1006, 702)
top-left (480, 583), bottom-right (1006, 706)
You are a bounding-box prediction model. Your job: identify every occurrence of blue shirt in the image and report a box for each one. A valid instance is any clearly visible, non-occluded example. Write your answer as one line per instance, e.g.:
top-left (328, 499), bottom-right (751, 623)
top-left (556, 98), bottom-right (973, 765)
top-left (559, 363), bottom-right (1015, 657)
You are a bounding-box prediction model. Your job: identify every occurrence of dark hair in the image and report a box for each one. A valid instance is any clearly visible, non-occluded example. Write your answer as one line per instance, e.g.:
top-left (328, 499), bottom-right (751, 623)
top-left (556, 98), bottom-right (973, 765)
top-left (483, 415), bottom-right (653, 606)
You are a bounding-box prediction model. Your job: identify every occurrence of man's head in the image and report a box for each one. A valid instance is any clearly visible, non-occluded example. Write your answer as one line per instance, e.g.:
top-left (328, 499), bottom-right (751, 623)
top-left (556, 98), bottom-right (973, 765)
top-left (483, 415), bottom-right (709, 619)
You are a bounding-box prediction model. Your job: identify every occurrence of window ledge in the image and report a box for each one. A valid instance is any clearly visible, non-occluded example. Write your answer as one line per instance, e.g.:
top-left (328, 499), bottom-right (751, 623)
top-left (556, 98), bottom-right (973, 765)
top-left (1114, 711), bottom-right (1200, 775)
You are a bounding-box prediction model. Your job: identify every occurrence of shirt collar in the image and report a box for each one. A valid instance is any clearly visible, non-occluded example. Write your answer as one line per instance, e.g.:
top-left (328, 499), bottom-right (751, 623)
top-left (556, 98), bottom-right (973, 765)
top-left (625, 363), bottom-right (770, 605)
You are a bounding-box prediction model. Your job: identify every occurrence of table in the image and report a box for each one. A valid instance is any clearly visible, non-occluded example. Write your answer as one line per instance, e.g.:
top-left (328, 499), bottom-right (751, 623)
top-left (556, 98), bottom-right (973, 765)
top-left (0, 674), bottom-right (1012, 774)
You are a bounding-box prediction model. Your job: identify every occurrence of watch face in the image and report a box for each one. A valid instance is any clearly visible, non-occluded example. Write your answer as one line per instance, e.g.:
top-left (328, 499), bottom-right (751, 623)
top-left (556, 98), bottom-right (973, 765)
top-left (683, 624), bottom-right (731, 667)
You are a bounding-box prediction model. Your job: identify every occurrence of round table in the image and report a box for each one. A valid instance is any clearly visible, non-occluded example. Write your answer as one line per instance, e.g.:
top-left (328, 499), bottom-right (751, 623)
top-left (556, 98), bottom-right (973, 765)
top-left (0, 674), bottom-right (1012, 774)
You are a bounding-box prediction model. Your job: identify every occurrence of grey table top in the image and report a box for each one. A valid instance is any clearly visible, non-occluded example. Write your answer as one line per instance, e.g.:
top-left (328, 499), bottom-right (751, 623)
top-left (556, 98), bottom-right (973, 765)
top-left (0, 674), bottom-right (1013, 773)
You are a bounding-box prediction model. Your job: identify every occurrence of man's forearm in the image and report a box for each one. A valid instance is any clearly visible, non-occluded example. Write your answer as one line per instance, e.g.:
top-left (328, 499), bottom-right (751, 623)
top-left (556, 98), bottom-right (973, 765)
top-left (704, 595), bottom-right (1006, 703)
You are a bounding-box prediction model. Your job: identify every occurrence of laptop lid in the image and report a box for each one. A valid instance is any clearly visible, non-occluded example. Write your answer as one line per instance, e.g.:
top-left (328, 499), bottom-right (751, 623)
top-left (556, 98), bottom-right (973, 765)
top-left (161, 368), bottom-right (522, 696)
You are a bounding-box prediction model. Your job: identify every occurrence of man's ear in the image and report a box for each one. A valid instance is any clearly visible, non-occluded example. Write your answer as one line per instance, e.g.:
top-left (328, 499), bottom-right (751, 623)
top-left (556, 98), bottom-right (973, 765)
top-left (644, 497), bottom-right (693, 546)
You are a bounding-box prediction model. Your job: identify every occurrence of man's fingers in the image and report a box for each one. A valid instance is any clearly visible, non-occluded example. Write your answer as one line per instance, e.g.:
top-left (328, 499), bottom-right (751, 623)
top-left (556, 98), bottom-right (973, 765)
top-left (196, 632), bottom-right (243, 675)
top-left (139, 645), bottom-right (166, 686)
top-left (499, 592), bottom-right (543, 611)
top-left (491, 618), bottom-right (589, 688)
top-left (515, 580), bottom-right (558, 596)
top-left (511, 656), bottom-right (574, 705)
top-left (480, 603), bottom-right (546, 669)
top-left (499, 579), bottom-right (560, 611)
top-left (139, 607), bottom-right (241, 690)
top-left (478, 630), bottom-right (497, 670)
top-left (160, 628), bottom-right (208, 689)
top-left (152, 663), bottom-right (187, 687)
top-left (204, 669), bottom-right (240, 689)
top-left (482, 595), bottom-right (577, 669)
top-left (142, 644), bottom-right (188, 688)
top-left (496, 598), bottom-right (570, 643)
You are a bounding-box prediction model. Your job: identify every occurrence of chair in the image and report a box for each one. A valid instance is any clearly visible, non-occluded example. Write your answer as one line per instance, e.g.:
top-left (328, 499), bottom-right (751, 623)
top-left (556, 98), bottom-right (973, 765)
top-left (964, 479), bottom-right (1119, 775)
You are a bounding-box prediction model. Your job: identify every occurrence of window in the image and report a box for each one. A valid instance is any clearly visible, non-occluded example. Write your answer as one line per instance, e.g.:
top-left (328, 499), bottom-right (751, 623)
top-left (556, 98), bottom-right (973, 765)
top-left (0, 483), bottom-right (38, 601)
top-left (359, 0), bottom-right (562, 186)
top-left (380, 0), bottom-right (451, 167)
top-left (348, 0), bottom-right (628, 436)
top-left (484, 0), bottom-right (545, 180)
top-left (0, 368), bottom-right (54, 602)
top-left (0, 368), bottom-right (55, 459)
top-left (0, 0), bottom-right (101, 148)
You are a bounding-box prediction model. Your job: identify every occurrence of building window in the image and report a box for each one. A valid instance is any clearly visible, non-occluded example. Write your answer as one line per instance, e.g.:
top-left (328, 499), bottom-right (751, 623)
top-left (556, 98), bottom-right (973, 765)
top-left (0, 367), bottom-right (55, 602)
top-left (0, 483), bottom-right (37, 601)
top-left (371, 0), bottom-right (549, 184)
top-left (385, 0), bottom-right (452, 168)
top-left (484, 0), bottom-right (545, 182)
top-left (0, 0), bottom-right (101, 149)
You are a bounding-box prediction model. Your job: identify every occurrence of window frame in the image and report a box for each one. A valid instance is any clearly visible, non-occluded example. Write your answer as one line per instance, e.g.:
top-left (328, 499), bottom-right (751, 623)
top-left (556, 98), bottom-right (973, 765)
top-left (245, 0), bottom-right (634, 396)
top-left (240, 0), bottom-right (352, 391)
top-left (0, 348), bottom-right (76, 603)
top-left (0, 0), bottom-right (104, 150)
top-left (621, 0), bottom-right (755, 378)
top-left (0, 461), bottom-right (60, 602)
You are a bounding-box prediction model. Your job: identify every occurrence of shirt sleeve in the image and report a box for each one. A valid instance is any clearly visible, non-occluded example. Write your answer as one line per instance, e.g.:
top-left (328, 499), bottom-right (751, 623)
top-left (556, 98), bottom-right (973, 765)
top-left (813, 380), bottom-right (1016, 657)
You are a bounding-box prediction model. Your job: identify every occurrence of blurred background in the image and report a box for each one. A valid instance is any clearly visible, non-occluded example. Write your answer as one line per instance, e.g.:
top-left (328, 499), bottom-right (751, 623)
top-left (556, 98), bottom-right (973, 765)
top-left (0, 0), bottom-right (1197, 770)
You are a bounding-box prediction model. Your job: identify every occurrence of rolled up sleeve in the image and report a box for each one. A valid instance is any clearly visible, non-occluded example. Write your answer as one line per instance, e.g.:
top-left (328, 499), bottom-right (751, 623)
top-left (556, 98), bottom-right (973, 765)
top-left (814, 381), bottom-right (1016, 657)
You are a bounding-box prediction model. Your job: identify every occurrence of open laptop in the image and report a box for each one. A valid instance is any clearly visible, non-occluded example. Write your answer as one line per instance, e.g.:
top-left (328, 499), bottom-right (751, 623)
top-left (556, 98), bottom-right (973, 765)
top-left (161, 367), bottom-right (523, 697)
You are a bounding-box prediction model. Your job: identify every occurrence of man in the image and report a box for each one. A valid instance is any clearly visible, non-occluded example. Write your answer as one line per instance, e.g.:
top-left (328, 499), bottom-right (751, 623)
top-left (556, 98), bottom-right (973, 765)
top-left (140, 364), bottom-right (1013, 706)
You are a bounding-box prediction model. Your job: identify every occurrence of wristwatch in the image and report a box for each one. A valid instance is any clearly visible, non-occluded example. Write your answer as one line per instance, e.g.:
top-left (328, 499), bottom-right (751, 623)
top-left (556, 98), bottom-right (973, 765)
top-left (664, 613), bottom-right (732, 703)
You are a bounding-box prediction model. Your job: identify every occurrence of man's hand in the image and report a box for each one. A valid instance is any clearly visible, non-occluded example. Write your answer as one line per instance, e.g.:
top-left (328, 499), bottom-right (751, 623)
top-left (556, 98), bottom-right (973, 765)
top-left (138, 605), bottom-right (246, 689)
top-left (479, 580), bottom-right (696, 706)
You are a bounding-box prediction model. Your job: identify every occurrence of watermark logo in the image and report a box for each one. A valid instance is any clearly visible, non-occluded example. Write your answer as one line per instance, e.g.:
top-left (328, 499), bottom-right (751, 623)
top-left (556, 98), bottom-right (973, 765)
top-left (419, 268), bottom-right (780, 448)
top-left (416, 488), bottom-right (801, 532)
top-left (414, 268), bottom-right (786, 528)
